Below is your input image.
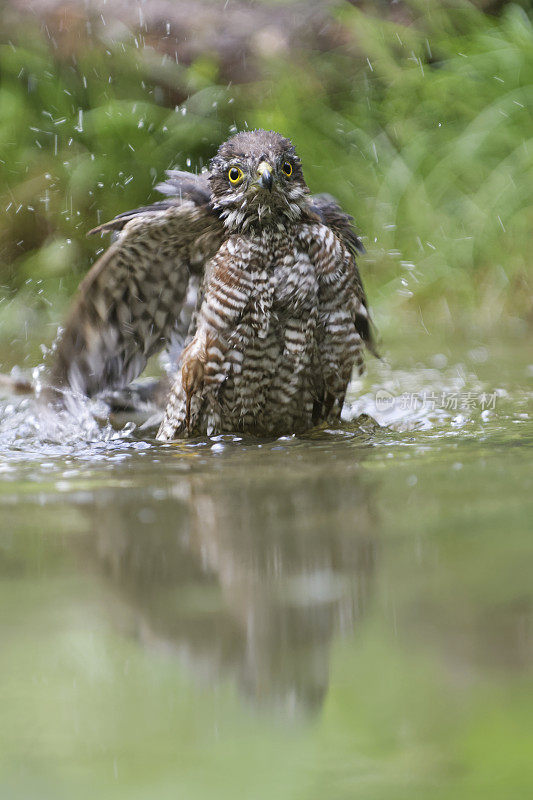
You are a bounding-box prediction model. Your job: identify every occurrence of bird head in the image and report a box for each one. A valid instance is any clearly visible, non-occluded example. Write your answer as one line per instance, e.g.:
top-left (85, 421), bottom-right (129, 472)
top-left (208, 129), bottom-right (310, 231)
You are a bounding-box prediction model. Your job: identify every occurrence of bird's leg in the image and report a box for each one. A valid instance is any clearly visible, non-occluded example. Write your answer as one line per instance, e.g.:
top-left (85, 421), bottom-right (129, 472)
top-left (323, 391), bottom-right (336, 420)
top-left (180, 330), bottom-right (207, 432)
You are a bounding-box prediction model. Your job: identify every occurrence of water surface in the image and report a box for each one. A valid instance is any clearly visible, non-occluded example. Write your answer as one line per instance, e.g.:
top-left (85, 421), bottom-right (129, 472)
top-left (0, 330), bottom-right (531, 799)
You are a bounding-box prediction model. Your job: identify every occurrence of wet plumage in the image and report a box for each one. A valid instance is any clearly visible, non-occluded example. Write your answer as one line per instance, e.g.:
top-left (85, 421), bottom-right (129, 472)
top-left (51, 130), bottom-right (376, 439)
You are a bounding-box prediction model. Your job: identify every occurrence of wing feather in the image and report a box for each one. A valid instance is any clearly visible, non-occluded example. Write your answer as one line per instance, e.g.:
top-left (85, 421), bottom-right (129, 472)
top-left (51, 199), bottom-right (224, 397)
top-left (310, 193), bottom-right (378, 358)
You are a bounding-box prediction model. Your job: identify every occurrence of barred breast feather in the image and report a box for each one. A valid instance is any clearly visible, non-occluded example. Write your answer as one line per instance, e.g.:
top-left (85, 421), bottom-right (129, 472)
top-left (157, 219), bottom-right (372, 440)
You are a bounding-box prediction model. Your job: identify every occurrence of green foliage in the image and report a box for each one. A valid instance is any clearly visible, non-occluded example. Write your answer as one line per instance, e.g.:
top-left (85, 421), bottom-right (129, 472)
top-left (248, 2), bottom-right (533, 325)
top-left (0, 2), bottom-right (531, 334)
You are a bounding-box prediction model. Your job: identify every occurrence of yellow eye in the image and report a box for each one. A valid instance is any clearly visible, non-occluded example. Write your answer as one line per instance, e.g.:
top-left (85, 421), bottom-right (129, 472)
top-left (228, 166), bottom-right (244, 185)
top-left (282, 161), bottom-right (293, 177)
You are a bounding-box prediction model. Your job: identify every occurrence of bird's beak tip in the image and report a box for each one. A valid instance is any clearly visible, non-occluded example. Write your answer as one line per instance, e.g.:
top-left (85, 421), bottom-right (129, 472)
top-left (257, 161), bottom-right (274, 192)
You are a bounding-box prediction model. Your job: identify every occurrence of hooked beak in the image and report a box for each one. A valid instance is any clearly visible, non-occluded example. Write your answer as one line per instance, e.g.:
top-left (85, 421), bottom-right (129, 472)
top-left (257, 161), bottom-right (274, 192)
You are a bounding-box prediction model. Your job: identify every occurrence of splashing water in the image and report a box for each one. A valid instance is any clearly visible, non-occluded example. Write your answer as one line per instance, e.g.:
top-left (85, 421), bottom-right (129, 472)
top-left (0, 333), bottom-right (528, 471)
top-left (0, 390), bottom-right (144, 464)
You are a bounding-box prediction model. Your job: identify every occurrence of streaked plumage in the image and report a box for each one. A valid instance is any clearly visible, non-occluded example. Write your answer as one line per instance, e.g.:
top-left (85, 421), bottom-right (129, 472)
top-left (51, 130), bottom-right (376, 439)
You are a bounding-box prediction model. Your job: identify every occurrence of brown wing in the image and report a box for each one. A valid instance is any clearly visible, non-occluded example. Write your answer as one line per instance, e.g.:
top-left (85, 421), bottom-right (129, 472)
top-left (303, 203), bottom-right (377, 423)
top-left (310, 193), bottom-right (378, 358)
top-left (51, 194), bottom-right (224, 398)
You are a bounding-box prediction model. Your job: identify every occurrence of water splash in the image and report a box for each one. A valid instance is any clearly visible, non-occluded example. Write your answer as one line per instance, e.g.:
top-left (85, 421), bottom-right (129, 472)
top-left (0, 391), bottom-right (144, 466)
top-left (0, 342), bottom-right (529, 470)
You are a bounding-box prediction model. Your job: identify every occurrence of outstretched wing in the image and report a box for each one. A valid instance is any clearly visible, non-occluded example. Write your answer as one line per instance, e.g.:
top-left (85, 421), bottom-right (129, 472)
top-left (51, 176), bottom-right (224, 398)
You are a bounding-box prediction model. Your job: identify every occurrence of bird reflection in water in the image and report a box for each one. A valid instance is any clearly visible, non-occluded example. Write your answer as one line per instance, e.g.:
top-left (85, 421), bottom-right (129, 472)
top-left (82, 453), bottom-right (377, 715)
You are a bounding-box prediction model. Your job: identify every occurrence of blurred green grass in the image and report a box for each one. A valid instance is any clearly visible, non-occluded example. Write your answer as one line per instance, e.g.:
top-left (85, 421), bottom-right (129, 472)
top-left (0, 1), bottom-right (531, 341)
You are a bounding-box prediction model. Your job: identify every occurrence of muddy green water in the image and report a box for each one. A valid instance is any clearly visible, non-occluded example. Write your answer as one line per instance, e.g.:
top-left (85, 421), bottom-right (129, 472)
top-left (0, 331), bottom-right (531, 799)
